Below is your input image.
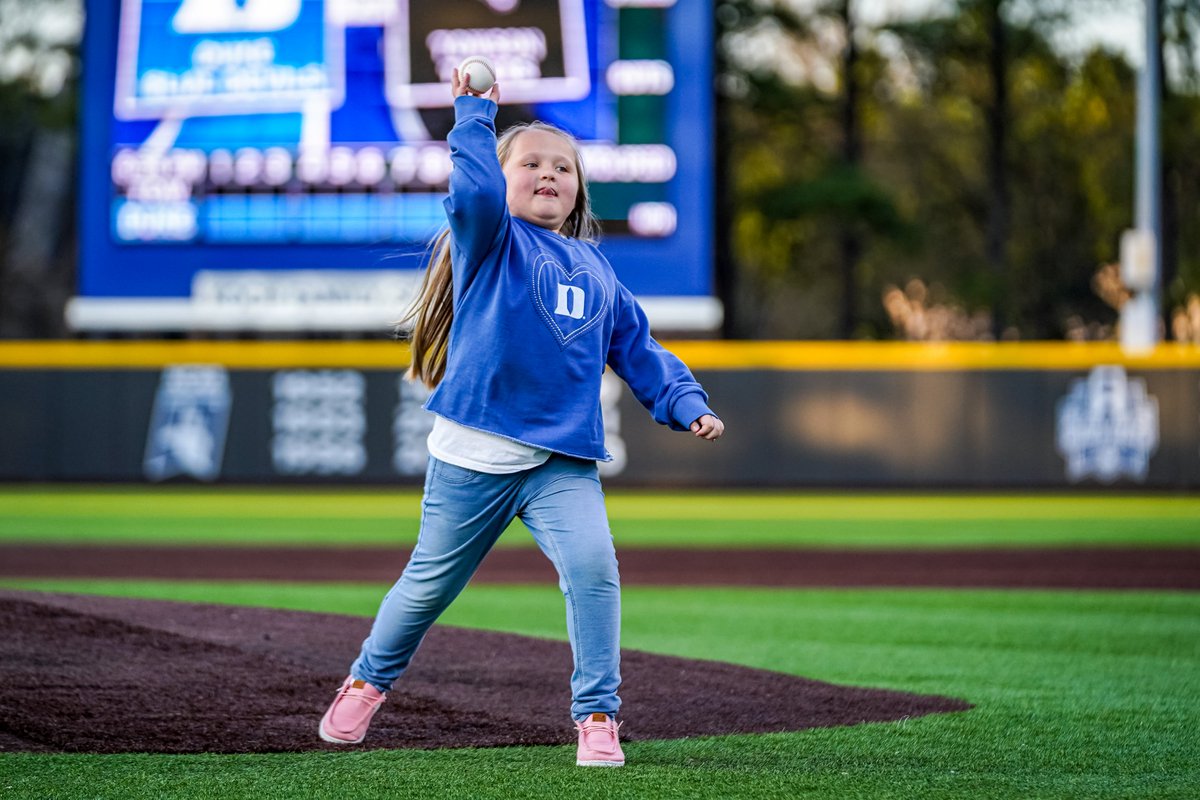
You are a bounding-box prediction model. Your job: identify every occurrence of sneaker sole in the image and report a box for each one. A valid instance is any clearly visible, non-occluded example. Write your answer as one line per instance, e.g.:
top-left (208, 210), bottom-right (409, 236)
top-left (577, 759), bottom-right (625, 767)
top-left (319, 720), bottom-right (365, 745)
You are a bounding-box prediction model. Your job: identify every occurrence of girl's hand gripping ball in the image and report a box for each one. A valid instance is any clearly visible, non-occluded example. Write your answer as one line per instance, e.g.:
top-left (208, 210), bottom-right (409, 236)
top-left (457, 55), bottom-right (497, 95)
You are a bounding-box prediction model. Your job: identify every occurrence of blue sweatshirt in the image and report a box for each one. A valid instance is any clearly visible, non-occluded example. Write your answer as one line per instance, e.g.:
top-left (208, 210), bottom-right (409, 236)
top-left (424, 96), bottom-right (714, 462)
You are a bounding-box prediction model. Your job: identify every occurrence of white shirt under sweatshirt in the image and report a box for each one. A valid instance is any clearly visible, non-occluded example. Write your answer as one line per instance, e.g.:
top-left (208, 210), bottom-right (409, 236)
top-left (427, 415), bottom-right (551, 474)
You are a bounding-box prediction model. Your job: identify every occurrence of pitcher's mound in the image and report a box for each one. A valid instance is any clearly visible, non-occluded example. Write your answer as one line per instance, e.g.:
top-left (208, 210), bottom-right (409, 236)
top-left (0, 590), bottom-right (970, 754)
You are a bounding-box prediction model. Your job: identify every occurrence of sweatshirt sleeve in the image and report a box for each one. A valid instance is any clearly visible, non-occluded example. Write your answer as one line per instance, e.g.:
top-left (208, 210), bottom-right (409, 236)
top-left (606, 282), bottom-right (716, 431)
top-left (443, 96), bottom-right (508, 283)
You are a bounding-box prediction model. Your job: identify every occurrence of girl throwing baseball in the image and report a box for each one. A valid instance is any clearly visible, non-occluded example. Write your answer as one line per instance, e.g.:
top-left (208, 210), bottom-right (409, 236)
top-left (318, 66), bottom-right (724, 767)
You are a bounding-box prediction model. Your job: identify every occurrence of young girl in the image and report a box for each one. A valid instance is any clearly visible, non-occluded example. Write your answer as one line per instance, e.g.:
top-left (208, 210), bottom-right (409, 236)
top-left (319, 68), bottom-right (724, 767)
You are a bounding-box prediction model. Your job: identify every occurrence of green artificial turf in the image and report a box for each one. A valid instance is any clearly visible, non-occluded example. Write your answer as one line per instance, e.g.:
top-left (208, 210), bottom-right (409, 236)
top-left (2, 578), bottom-right (1197, 799)
top-left (1, 488), bottom-right (1197, 797)
top-left (1, 487), bottom-right (1198, 549)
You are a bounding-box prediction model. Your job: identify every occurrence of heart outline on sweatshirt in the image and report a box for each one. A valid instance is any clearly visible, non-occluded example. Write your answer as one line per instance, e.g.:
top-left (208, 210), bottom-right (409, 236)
top-left (529, 250), bottom-right (609, 347)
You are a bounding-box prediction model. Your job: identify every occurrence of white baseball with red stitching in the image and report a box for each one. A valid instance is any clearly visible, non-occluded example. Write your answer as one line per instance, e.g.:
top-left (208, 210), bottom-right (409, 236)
top-left (457, 55), bottom-right (496, 94)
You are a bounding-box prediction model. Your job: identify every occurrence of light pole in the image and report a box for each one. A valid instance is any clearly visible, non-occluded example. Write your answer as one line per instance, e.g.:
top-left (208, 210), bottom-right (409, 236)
top-left (1120, 0), bottom-right (1161, 352)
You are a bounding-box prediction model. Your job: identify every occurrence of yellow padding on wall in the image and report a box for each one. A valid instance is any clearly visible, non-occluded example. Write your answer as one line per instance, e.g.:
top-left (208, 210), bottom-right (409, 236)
top-left (0, 340), bottom-right (1197, 371)
top-left (0, 341), bottom-right (411, 369)
top-left (663, 341), bottom-right (1200, 371)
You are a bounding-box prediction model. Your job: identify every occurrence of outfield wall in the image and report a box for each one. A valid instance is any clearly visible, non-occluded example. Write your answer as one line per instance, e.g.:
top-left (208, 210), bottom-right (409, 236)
top-left (1, 342), bottom-right (1198, 488)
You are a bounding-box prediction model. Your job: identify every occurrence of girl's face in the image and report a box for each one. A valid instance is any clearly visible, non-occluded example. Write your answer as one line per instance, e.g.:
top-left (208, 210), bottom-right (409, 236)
top-left (502, 129), bottom-right (580, 234)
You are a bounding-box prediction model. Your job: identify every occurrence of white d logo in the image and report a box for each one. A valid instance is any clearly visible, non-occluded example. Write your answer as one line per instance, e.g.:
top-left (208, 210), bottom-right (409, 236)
top-left (554, 284), bottom-right (586, 319)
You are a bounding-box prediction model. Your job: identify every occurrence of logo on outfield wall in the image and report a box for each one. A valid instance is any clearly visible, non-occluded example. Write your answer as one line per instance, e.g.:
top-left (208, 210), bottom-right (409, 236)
top-left (144, 365), bottom-right (232, 481)
top-left (1055, 366), bottom-right (1159, 483)
top-left (272, 370), bottom-right (366, 476)
top-left (392, 377), bottom-right (433, 476)
top-left (598, 370), bottom-right (626, 477)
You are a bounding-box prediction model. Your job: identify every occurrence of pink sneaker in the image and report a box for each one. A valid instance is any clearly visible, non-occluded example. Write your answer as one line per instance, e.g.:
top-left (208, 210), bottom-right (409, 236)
top-left (319, 677), bottom-right (386, 744)
top-left (575, 713), bottom-right (625, 767)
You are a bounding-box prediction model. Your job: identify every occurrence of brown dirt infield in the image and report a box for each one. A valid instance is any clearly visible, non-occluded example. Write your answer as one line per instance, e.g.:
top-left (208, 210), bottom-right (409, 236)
top-left (0, 589), bottom-right (970, 754)
top-left (1, 544), bottom-right (1198, 589)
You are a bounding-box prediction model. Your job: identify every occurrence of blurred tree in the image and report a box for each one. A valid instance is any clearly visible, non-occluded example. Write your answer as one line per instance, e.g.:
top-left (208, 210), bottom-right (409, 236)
top-left (0, 0), bottom-right (80, 338)
top-left (880, 0), bottom-right (1129, 338)
top-left (836, 0), bottom-right (862, 338)
top-left (715, 0), bottom-right (911, 337)
top-left (717, 0), bottom-right (1198, 340)
top-left (1160, 0), bottom-right (1200, 335)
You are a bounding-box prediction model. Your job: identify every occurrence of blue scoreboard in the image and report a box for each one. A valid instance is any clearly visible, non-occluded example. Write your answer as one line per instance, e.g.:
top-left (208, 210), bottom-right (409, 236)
top-left (74, 0), bottom-right (718, 332)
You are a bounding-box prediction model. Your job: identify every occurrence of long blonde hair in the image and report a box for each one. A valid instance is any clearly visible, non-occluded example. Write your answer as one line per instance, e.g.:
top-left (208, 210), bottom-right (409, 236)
top-left (401, 121), bottom-right (600, 388)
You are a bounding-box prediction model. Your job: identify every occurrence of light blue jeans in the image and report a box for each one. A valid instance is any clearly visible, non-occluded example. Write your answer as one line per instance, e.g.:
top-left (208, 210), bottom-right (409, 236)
top-left (351, 455), bottom-right (621, 719)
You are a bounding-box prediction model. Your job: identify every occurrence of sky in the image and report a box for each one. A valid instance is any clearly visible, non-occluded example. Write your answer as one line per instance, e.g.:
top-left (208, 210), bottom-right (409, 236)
top-left (1052, 4), bottom-right (1147, 66)
top-left (855, 0), bottom-right (1146, 65)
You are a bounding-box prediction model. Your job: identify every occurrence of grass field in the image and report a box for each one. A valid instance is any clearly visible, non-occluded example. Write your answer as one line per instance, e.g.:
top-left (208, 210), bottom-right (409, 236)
top-left (1, 488), bottom-right (1198, 799)
top-left (2, 486), bottom-right (1199, 548)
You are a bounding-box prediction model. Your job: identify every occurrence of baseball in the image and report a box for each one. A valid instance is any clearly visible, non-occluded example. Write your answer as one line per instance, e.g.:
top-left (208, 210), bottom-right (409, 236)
top-left (458, 55), bottom-right (497, 94)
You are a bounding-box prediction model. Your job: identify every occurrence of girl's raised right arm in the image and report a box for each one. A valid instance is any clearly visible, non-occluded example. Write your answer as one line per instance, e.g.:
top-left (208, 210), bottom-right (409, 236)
top-left (443, 72), bottom-right (507, 278)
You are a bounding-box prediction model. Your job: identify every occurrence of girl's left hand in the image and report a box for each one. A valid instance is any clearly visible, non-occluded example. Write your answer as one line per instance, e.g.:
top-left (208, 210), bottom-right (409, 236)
top-left (690, 414), bottom-right (724, 441)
